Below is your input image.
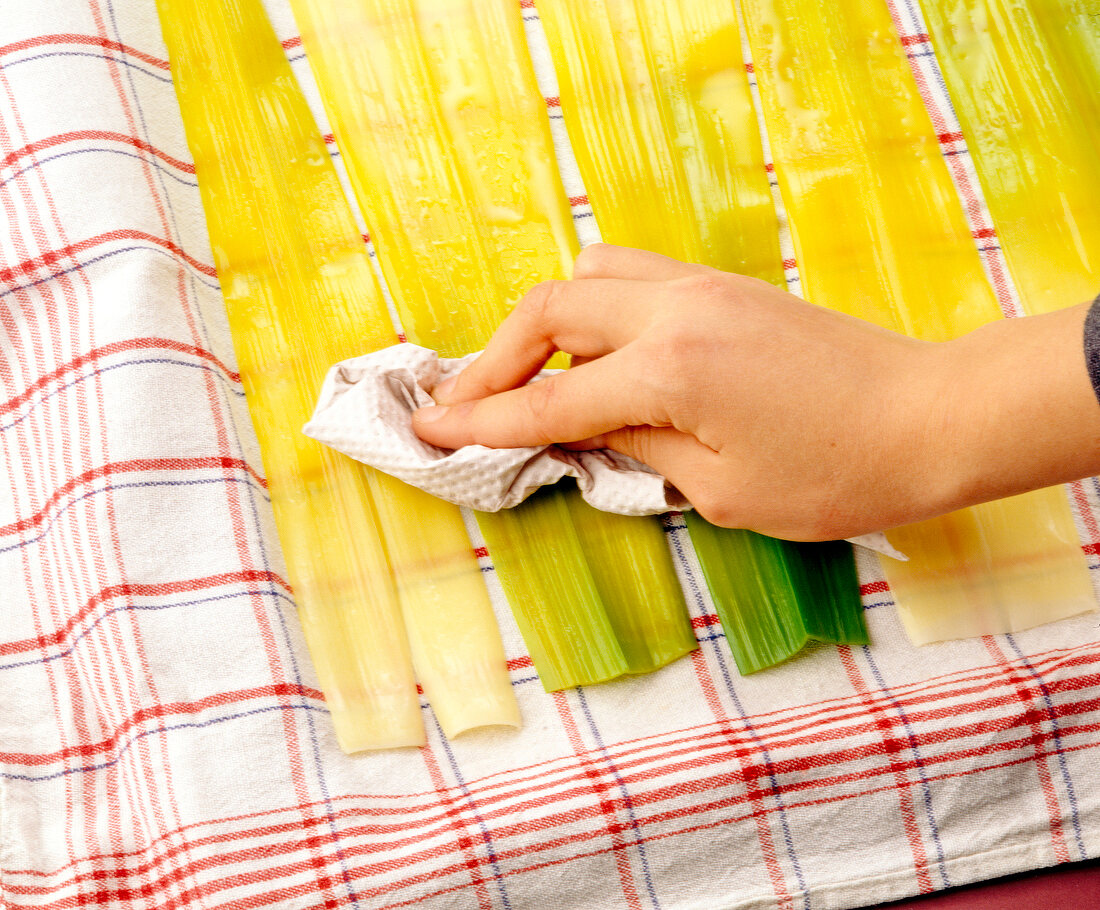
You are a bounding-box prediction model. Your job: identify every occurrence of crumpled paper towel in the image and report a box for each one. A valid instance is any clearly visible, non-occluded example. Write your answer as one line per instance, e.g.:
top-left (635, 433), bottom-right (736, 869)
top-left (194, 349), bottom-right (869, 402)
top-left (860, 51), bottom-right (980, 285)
top-left (303, 344), bottom-right (681, 514)
top-left (303, 344), bottom-right (905, 559)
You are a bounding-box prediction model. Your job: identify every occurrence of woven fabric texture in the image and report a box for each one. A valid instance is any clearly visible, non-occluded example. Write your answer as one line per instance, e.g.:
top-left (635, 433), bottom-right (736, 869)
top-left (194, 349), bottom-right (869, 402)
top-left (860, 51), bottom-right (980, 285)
top-left (2, 1), bottom-right (1100, 909)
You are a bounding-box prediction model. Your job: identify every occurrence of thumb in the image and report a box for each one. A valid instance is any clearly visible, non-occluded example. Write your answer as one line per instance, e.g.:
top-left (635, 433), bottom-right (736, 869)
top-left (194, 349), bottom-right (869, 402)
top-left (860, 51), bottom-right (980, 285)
top-left (412, 348), bottom-right (661, 449)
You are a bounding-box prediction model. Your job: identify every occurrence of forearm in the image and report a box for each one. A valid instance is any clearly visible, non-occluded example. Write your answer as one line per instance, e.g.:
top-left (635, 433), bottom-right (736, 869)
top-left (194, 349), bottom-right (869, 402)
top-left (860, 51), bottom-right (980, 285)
top-left (923, 300), bottom-right (1100, 518)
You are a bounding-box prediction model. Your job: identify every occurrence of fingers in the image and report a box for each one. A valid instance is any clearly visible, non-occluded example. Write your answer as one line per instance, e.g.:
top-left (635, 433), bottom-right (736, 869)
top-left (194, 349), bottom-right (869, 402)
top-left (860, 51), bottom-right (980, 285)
top-left (434, 277), bottom-right (664, 406)
top-left (573, 243), bottom-right (714, 282)
top-left (435, 246), bottom-right (714, 406)
top-left (414, 347), bottom-right (664, 449)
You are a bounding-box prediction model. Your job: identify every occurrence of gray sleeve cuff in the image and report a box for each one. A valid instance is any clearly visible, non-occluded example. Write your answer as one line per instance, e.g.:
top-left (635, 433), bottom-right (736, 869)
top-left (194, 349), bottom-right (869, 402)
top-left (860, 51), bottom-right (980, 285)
top-left (1087, 296), bottom-right (1100, 407)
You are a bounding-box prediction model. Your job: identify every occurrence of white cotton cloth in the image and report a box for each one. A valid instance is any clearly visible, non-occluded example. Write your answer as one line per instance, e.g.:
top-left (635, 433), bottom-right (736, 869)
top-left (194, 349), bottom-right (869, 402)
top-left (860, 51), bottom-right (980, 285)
top-left (10, 4), bottom-right (1100, 909)
top-left (303, 344), bottom-right (905, 559)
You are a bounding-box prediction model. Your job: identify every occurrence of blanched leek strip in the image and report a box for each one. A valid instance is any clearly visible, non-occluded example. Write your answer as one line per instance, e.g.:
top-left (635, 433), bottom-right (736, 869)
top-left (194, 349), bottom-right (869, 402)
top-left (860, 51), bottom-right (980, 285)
top-left (158, 0), bottom-right (518, 750)
top-left (290, 0), bottom-right (694, 687)
top-left (690, 527), bottom-right (867, 673)
top-left (157, 0), bottom-right (419, 750)
top-left (738, 0), bottom-right (1095, 643)
top-left (373, 489), bottom-right (520, 737)
top-left (796, 540), bottom-right (869, 645)
top-left (287, 0), bottom-right (575, 352)
top-left (537, 0), bottom-right (784, 284)
top-left (873, 505), bottom-right (1093, 644)
top-left (538, 0), bottom-right (867, 672)
top-left (478, 489), bottom-right (629, 691)
top-left (568, 491), bottom-right (697, 673)
top-left (917, 0), bottom-right (1100, 315)
top-left (388, 494), bottom-right (520, 735)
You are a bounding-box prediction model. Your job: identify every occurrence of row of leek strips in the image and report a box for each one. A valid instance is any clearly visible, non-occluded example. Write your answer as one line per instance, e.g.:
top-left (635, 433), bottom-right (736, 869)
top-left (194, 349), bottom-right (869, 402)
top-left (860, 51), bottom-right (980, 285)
top-left (156, 0), bottom-right (518, 751)
top-left (286, 0), bottom-right (698, 687)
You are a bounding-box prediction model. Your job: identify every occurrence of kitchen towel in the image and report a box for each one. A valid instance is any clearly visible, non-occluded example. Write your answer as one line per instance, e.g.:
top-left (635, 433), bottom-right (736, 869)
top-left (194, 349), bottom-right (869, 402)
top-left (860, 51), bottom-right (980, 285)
top-left (2, 1), bottom-right (1099, 909)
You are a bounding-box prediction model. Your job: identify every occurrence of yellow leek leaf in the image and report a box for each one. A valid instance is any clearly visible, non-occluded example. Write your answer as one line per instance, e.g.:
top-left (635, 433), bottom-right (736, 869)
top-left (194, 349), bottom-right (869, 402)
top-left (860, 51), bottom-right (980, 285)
top-left (917, 0), bottom-right (1100, 315)
top-left (288, 0), bottom-right (576, 352)
top-left (538, 0), bottom-right (784, 282)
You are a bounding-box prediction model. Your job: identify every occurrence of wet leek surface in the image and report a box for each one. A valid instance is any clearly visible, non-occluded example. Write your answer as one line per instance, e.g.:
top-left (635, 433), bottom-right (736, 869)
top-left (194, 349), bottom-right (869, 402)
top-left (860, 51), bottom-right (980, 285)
top-left (157, 0), bottom-right (518, 750)
top-left (288, 0), bottom-right (695, 690)
top-left (538, 0), bottom-right (785, 281)
top-left (538, 0), bottom-right (866, 672)
top-left (917, 0), bottom-right (1100, 315)
top-left (739, 0), bottom-right (1095, 643)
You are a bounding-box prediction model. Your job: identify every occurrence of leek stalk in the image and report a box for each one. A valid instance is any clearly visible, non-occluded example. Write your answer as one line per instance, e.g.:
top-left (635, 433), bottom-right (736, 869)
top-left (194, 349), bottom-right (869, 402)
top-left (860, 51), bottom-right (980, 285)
top-left (916, 0), bottom-right (1100, 316)
top-left (691, 530), bottom-right (866, 673)
top-left (477, 489), bottom-right (628, 691)
top-left (568, 491), bottom-right (697, 673)
top-left (537, 0), bottom-right (867, 672)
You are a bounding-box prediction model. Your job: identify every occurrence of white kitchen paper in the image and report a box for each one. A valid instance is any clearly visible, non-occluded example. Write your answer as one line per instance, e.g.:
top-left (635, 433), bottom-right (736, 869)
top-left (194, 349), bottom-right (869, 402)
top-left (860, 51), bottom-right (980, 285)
top-left (303, 344), bottom-right (905, 559)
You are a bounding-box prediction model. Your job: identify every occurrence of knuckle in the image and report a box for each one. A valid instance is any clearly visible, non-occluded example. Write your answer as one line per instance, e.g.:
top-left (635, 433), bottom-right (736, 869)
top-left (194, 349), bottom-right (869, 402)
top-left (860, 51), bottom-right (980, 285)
top-left (522, 377), bottom-right (561, 442)
top-left (672, 272), bottom-right (727, 301)
top-left (518, 280), bottom-right (562, 326)
top-left (658, 319), bottom-right (701, 359)
top-left (613, 426), bottom-right (650, 464)
top-left (637, 321), bottom-right (698, 391)
top-left (573, 243), bottom-right (611, 279)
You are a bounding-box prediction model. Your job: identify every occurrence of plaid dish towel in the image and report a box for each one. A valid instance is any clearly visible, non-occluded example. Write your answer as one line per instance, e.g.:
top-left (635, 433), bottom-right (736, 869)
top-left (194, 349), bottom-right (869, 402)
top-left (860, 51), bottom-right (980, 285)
top-left (2, 1), bottom-right (1100, 909)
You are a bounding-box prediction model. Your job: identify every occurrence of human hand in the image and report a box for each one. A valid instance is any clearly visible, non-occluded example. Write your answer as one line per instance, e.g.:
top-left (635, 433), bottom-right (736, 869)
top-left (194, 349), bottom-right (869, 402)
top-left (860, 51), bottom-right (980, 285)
top-left (412, 245), bottom-right (1100, 540)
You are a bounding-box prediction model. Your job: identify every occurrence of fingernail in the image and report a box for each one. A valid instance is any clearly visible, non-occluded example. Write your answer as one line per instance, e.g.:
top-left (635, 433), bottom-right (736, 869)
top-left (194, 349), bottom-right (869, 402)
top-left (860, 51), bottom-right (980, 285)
top-left (415, 405), bottom-right (450, 423)
top-left (432, 376), bottom-right (458, 404)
